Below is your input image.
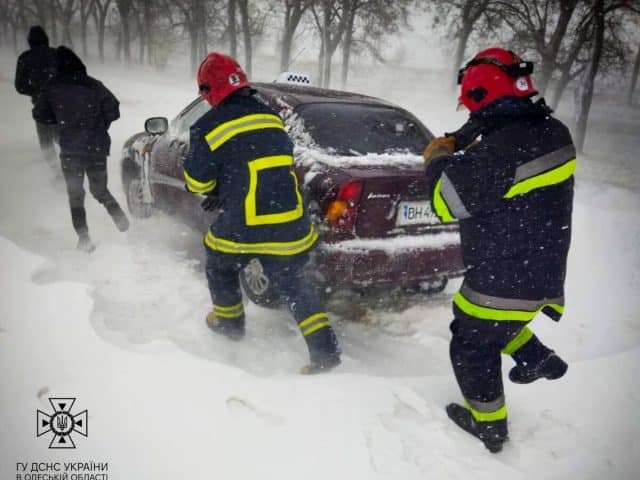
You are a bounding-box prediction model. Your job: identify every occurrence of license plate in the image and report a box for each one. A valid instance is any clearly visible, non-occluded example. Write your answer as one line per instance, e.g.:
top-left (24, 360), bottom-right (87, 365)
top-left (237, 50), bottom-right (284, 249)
top-left (396, 200), bottom-right (439, 226)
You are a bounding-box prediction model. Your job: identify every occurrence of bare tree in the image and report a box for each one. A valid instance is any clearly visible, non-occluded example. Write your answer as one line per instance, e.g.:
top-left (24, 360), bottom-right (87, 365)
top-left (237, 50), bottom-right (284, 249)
top-left (228, 0), bottom-right (237, 58)
top-left (115, 0), bottom-right (133, 64)
top-left (279, 0), bottom-right (313, 72)
top-left (488, 0), bottom-right (581, 95)
top-left (79, 0), bottom-right (95, 57)
top-left (92, 0), bottom-right (112, 62)
top-left (340, 0), bottom-right (411, 89)
top-left (629, 41), bottom-right (640, 103)
top-left (237, 0), bottom-right (251, 75)
top-left (56, 0), bottom-right (78, 47)
top-left (311, 0), bottom-right (351, 88)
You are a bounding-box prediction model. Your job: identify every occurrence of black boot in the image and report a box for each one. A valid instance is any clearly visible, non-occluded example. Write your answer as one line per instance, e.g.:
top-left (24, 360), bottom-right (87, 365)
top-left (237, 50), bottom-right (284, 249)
top-left (205, 312), bottom-right (245, 341)
top-left (446, 403), bottom-right (508, 453)
top-left (301, 326), bottom-right (341, 374)
top-left (70, 207), bottom-right (95, 252)
top-left (106, 202), bottom-right (130, 232)
top-left (509, 352), bottom-right (568, 384)
top-left (77, 234), bottom-right (96, 253)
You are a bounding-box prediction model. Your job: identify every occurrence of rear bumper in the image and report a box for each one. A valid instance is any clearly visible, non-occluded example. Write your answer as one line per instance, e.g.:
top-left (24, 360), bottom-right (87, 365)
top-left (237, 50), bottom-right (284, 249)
top-left (313, 232), bottom-right (464, 288)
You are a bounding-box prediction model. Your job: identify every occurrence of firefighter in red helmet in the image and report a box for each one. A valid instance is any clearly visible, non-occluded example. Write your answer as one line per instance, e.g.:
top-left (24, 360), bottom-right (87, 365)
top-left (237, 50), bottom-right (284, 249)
top-left (423, 48), bottom-right (576, 452)
top-left (183, 52), bottom-right (341, 374)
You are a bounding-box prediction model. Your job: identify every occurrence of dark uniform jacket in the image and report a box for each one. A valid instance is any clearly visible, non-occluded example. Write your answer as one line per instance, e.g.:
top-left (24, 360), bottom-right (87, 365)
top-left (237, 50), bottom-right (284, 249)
top-left (15, 26), bottom-right (57, 110)
top-left (183, 91), bottom-right (317, 255)
top-left (426, 97), bottom-right (575, 322)
top-left (33, 47), bottom-right (120, 157)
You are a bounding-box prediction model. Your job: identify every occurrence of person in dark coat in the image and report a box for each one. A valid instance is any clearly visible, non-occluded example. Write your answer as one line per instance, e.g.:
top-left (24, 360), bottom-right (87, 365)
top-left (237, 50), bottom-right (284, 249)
top-left (423, 48), bottom-right (575, 453)
top-left (14, 26), bottom-right (58, 172)
top-left (183, 52), bottom-right (341, 374)
top-left (34, 46), bottom-right (129, 252)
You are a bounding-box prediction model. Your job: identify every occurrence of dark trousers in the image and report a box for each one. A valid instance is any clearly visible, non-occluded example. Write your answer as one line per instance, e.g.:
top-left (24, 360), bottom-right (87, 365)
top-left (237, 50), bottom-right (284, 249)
top-left (60, 154), bottom-right (122, 237)
top-left (450, 315), bottom-right (552, 411)
top-left (205, 249), bottom-right (338, 357)
top-left (35, 121), bottom-right (58, 171)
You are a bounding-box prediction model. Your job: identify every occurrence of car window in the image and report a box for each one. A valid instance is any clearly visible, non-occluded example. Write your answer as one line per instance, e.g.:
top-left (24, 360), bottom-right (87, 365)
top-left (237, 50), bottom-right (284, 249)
top-left (294, 103), bottom-right (431, 156)
top-left (171, 98), bottom-right (211, 138)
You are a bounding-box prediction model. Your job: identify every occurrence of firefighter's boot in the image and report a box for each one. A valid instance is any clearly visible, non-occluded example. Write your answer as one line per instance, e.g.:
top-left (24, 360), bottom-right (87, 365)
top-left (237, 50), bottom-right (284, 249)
top-left (509, 352), bottom-right (568, 384)
top-left (206, 311), bottom-right (245, 341)
top-left (446, 403), bottom-right (508, 453)
top-left (300, 325), bottom-right (341, 374)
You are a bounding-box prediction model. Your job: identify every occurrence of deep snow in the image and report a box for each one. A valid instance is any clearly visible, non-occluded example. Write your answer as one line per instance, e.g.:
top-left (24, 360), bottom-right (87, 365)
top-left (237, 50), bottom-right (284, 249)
top-left (1, 47), bottom-right (639, 479)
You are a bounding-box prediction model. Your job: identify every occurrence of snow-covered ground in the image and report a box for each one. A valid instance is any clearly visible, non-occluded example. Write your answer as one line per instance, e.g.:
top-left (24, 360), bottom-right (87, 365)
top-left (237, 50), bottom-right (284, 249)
top-left (1, 48), bottom-right (639, 479)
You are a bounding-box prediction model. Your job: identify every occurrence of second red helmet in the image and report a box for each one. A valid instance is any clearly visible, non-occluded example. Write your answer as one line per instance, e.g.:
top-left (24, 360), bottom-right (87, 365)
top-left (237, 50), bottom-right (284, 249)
top-left (458, 47), bottom-right (537, 112)
top-left (197, 52), bottom-right (249, 107)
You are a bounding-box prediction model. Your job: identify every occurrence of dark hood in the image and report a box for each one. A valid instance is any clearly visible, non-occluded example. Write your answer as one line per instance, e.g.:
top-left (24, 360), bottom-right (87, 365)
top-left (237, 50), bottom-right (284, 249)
top-left (28, 26), bottom-right (49, 48)
top-left (55, 46), bottom-right (87, 76)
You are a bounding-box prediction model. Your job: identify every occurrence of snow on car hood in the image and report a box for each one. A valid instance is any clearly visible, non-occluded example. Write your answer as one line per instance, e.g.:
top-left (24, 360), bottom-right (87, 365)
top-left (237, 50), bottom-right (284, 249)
top-left (295, 146), bottom-right (425, 169)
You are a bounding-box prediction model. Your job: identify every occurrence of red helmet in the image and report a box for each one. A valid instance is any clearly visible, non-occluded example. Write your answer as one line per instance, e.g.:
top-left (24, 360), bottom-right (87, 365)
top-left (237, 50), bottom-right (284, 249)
top-left (457, 47), bottom-right (537, 112)
top-left (197, 52), bottom-right (249, 107)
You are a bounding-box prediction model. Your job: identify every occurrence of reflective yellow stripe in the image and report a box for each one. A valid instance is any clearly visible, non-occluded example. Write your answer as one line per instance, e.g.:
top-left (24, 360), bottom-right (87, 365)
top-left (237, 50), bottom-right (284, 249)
top-left (299, 313), bottom-right (330, 336)
top-left (466, 402), bottom-right (507, 422)
top-left (213, 302), bottom-right (244, 319)
top-left (245, 155), bottom-right (304, 226)
top-left (504, 159), bottom-right (576, 198)
top-left (205, 114), bottom-right (285, 152)
top-left (299, 312), bottom-right (329, 329)
top-left (433, 178), bottom-right (455, 222)
top-left (502, 327), bottom-right (534, 355)
top-left (547, 303), bottom-right (564, 314)
top-left (184, 169), bottom-right (216, 194)
top-left (204, 225), bottom-right (318, 256)
top-left (454, 291), bottom-right (538, 322)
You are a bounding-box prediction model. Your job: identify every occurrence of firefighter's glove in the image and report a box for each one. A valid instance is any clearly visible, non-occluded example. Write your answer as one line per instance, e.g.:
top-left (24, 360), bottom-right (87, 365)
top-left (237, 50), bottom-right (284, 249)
top-left (423, 136), bottom-right (455, 167)
top-left (200, 191), bottom-right (221, 212)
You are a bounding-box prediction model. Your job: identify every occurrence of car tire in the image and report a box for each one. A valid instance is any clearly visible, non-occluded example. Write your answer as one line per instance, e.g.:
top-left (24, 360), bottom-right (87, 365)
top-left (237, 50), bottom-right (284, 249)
top-left (419, 276), bottom-right (448, 294)
top-left (126, 177), bottom-right (154, 219)
top-left (239, 258), bottom-right (282, 308)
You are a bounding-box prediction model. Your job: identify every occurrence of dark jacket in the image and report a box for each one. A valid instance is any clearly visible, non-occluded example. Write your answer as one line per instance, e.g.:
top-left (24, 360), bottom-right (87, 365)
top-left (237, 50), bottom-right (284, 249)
top-left (426, 97), bottom-right (575, 320)
top-left (33, 46), bottom-right (120, 156)
top-left (183, 91), bottom-right (317, 256)
top-left (15, 26), bottom-right (57, 106)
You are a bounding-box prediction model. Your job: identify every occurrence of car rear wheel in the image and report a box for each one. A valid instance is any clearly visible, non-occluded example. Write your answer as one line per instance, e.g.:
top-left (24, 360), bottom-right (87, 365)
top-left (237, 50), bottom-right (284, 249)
top-left (126, 177), bottom-right (154, 219)
top-left (239, 258), bottom-right (282, 308)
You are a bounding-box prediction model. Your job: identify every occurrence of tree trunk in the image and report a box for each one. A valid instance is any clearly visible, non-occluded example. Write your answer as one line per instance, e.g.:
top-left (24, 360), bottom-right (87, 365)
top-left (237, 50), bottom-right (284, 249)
top-left (574, 0), bottom-right (604, 154)
top-left (627, 42), bottom-right (640, 105)
top-left (144, 0), bottom-right (152, 65)
top-left (228, 0), bottom-right (237, 58)
top-left (238, 0), bottom-right (252, 76)
top-left (550, 70), bottom-right (572, 110)
top-left (453, 23), bottom-right (472, 87)
top-left (50, 2), bottom-right (58, 45)
top-left (340, 7), bottom-right (356, 90)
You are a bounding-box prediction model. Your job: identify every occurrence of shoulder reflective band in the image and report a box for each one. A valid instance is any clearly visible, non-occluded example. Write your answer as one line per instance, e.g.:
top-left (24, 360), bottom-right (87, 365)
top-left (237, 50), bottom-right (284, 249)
top-left (298, 312), bottom-right (331, 337)
top-left (454, 283), bottom-right (565, 322)
top-left (245, 155), bottom-right (304, 226)
top-left (204, 113), bottom-right (285, 153)
top-left (504, 144), bottom-right (576, 199)
top-left (466, 396), bottom-right (507, 422)
top-left (184, 169), bottom-right (216, 194)
top-left (204, 224), bottom-right (318, 256)
top-left (213, 302), bottom-right (244, 319)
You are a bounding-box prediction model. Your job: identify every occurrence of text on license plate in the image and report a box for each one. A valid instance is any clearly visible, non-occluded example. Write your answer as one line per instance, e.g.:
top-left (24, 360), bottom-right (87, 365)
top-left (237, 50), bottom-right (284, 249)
top-left (396, 200), bottom-right (439, 226)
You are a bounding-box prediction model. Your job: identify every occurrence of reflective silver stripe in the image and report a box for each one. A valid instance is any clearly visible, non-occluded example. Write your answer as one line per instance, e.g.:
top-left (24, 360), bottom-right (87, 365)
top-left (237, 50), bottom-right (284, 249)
top-left (440, 172), bottom-right (471, 219)
top-left (467, 395), bottom-right (505, 413)
top-left (460, 283), bottom-right (564, 312)
top-left (513, 144), bottom-right (576, 184)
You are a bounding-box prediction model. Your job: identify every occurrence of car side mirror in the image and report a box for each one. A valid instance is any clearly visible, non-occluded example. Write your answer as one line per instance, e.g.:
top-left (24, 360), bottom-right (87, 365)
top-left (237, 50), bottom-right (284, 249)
top-left (145, 117), bottom-right (168, 135)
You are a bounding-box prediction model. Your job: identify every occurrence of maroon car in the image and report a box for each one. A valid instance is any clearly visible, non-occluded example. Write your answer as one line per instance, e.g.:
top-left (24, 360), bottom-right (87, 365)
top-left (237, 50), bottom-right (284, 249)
top-left (120, 80), bottom-right (463, 308)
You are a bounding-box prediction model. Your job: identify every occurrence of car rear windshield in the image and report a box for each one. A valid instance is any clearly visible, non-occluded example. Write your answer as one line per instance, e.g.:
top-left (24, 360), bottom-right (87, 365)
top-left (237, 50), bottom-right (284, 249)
top-left (295, 103), bottom-right (430, 156)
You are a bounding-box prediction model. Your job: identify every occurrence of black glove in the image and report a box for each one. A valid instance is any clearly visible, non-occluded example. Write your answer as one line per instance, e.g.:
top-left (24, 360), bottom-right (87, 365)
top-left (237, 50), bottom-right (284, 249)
top-left (200, 191), bottom-right (221, 212)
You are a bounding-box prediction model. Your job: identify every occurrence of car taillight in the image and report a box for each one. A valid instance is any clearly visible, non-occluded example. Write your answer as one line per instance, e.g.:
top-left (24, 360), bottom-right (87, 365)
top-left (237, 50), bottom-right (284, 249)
top-left (325, 180), bottom-right (363, 232)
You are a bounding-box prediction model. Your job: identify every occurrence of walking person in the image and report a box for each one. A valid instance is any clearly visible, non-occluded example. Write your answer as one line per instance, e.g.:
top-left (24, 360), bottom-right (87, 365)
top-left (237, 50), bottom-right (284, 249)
top-left (183, 52), bottom-right (341, 374)
top-left (34, 46), bottom-right (129, 252)
top-left (423, 48), bottom-right (575, 452)
top-left (14, 26), bottom-right (59, 173)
